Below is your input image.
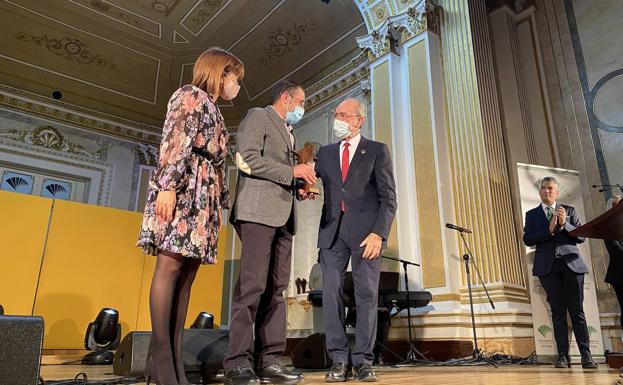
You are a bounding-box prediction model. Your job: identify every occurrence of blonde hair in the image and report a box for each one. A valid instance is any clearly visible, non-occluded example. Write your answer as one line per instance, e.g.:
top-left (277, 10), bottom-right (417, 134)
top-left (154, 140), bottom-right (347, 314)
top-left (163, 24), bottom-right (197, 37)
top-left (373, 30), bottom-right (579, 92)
top-left (192, 47), bottom-right (244, 98)
top-left (607, 195), bottom-right (622, 210)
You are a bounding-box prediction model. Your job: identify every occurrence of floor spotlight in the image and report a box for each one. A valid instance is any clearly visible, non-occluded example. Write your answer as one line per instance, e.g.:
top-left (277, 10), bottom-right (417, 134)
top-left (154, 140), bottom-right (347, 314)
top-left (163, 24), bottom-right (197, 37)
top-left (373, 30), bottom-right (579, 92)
top-left (82, 308), bottom-right (121, 365)
top-left (190, 312), bottom-right (214, 329)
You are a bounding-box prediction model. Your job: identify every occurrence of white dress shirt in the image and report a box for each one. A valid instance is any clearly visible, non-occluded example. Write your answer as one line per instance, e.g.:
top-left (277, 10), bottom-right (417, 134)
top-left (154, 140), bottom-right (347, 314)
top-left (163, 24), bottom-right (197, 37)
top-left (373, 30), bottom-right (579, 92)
top-left (339, 133), bottom-right (361, 171)
top-left (541, 202), bottom-right (557, 218)
top-left (268, 105), bottom-right (295, 147)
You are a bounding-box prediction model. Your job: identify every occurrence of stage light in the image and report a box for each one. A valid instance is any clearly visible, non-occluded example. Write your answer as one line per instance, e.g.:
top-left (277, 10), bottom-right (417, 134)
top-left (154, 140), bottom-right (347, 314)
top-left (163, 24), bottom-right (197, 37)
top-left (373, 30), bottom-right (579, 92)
top-left (190, 312), bottom-right (214, 329)
top-left (82, 308), bottom-right (121, 365)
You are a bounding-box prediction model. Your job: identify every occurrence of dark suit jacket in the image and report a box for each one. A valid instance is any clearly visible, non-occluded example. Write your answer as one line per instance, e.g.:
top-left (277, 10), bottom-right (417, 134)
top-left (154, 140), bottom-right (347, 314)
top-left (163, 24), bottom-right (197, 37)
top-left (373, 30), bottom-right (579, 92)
top-left (315, 136), bottom-right (397, 249)
top-left (523, 203), bottom-right (588, 277)
top-left (605, 239), bottom-right (623, 287)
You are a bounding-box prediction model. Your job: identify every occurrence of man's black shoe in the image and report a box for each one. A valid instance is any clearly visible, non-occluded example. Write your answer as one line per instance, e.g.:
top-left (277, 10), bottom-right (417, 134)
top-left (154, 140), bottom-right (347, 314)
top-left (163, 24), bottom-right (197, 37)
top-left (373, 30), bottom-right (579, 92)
top-left (325, 362), bottom-right (351, 383)
top-left (225, 365), bottom-right (260, 385)
top-left (353, 363), bottom-right (378, 382)
top-left (373, 352), bottom-right (384, 366)
top-left (256, 364), bottom-right (303, 384)
top-left (554, 355), bottom-right (571, 368)
top-left (581, 352), bottom-right (598, 369)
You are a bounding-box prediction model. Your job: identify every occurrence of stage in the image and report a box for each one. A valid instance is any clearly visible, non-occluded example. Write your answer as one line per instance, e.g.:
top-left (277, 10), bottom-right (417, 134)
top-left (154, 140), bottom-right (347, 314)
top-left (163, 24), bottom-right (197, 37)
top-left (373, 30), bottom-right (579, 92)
top-left (40, 362), bottom-right (620, 385)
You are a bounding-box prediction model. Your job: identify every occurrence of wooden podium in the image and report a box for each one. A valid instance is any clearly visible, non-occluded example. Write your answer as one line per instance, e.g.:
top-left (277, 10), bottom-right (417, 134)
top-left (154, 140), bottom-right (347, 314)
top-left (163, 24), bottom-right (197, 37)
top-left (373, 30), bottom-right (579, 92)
top-left (569, 201), bottom-right (623, 240)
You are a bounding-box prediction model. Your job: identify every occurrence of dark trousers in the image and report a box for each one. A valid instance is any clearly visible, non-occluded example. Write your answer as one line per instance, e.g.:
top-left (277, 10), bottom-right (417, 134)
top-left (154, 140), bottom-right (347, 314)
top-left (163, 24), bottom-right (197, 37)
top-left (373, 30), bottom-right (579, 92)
top-left (223, 218), bottom-right (293, 371)
top-left (612, 284), bottom-right (623, 331)
top-left (538, 258), bottom-right (590, 356)
top-left (320, 216), bottom-right (381, 366)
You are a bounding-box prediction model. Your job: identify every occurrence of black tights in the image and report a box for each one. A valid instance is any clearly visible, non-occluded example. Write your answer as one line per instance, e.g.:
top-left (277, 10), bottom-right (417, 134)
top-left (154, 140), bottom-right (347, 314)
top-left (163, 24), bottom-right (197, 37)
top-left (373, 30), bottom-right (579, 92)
top-left (146, 252), bottom-right (200, 385)
top-left (613, 284), bottom-right (623, 332)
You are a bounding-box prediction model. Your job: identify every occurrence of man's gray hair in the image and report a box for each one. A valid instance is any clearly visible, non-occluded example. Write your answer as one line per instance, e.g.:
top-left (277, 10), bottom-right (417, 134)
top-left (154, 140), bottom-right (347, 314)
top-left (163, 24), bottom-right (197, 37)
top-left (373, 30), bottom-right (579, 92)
top-left (607, 195), bottom-right (622, 210)
top-left (540, 176), bottom-right (560, 189)
top-left (342, 98), bottom-right (367, 118)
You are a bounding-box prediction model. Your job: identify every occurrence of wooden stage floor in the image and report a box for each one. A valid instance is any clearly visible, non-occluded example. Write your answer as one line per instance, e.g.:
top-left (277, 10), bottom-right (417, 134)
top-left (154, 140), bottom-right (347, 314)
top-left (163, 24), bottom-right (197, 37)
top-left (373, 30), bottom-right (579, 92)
top-left (40, 364), bottom-right (622, 385)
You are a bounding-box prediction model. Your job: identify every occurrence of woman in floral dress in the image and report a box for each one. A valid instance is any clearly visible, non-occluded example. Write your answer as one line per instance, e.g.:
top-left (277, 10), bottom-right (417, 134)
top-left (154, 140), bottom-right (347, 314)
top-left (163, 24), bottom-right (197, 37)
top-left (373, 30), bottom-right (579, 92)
top-left (137, 47), bottom-right (244, 385)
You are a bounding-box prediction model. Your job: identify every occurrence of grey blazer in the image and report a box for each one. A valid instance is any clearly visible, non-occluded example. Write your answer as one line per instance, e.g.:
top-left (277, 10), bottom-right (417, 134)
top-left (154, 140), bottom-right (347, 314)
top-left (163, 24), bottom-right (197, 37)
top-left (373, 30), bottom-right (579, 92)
top-left (229, 106), bottom-right (297, 231)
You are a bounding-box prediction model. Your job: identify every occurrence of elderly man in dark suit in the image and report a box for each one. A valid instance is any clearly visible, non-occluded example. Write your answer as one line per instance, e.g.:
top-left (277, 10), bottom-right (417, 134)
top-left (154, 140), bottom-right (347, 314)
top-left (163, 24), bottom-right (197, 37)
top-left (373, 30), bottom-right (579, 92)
top-left (523, 176), bottom-right (597, 369)
top-left (313, 98), bottom-right (396, 382)
top-left (224, 79), bottom-right (316, 385)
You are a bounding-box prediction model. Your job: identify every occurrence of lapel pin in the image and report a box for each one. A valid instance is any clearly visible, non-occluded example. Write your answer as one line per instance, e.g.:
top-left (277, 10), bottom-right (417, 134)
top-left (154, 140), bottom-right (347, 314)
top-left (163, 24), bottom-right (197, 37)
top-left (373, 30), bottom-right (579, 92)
top-left (361, 149), bottom-right (366, 154)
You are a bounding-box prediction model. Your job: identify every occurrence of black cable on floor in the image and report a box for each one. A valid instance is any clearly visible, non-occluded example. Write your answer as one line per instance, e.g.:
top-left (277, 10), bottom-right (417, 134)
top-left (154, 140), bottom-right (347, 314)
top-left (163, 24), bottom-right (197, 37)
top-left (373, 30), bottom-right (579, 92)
top-left (39, 372), bottom-right (142, 385)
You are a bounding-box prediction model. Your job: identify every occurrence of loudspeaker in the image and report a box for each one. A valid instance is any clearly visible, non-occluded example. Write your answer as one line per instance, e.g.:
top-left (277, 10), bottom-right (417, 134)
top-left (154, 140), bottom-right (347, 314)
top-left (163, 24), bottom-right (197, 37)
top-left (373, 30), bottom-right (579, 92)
top-left (113, 329), bottom-right (229, 380)
top-left (290, 333), bottom-right (355, 369)
top-left (112, 331), bottom-right (150, 377)
top-left (0, 315), bottom-right (44, 385)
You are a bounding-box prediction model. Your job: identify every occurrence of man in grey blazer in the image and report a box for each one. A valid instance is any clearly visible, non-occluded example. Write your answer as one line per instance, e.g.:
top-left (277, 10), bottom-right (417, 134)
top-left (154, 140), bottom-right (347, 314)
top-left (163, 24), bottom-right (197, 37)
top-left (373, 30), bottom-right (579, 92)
top-left (224, 79), bottom-right (316, 385)
top-left (314, 98), bottom-right (396, 382)
top-left (523, 176), bottom-right (597, 369)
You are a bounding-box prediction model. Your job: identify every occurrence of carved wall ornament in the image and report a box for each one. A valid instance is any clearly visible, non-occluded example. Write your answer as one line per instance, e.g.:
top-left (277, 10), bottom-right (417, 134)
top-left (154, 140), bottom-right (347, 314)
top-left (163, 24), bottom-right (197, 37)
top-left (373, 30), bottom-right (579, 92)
top-left (16, 32), bottom-right (118, 72)
top-left (356, 29), bottom-right (392, 59)
top-left (0, 86), bottom-right (161, 145)
top-left (305, 54), bottom-right (370, 114)
top-left (181, 0), bottom-right (225, 35)
top-left (0, 126), bottom-right (105, 159)
top-left (90, 0), bottom-right (143, 29)
top-left (140, 0), bottom-right (178, 14)
top-left (356, 0), bottom-right (440, 59)
top-left (258, 19), bottom-right (318, 66)
top-left (87, 0), bottom-right (160, 37)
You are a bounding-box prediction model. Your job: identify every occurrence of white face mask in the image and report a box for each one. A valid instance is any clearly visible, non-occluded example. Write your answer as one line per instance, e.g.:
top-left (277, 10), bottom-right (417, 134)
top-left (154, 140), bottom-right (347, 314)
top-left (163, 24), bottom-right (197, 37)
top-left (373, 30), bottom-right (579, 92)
top-left (222, 78), bottom-right (240, 100)
top-left (333, 119), bottom-right (351, 139)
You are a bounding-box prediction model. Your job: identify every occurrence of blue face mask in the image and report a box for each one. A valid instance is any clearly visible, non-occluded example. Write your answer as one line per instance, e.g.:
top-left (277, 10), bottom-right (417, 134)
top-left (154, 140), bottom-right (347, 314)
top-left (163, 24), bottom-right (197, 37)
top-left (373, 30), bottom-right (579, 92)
top-left (286, 105), bottom-right (304, 125)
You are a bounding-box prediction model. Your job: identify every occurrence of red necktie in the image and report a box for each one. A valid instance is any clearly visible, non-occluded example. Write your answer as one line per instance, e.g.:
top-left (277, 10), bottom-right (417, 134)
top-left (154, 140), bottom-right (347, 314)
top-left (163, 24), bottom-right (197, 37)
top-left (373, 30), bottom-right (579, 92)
top-left (341, 142), bottom-right (349, 211)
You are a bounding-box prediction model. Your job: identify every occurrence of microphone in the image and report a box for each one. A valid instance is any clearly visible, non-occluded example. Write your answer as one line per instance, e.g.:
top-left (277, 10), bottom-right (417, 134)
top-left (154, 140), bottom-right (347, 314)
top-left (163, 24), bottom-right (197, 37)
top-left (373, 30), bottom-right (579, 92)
top-left (445, 223), bottom-right (472, 234)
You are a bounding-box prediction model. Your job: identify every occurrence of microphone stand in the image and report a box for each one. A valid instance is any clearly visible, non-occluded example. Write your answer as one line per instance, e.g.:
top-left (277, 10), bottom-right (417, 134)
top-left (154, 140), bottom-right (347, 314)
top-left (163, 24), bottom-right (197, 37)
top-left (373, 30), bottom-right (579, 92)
top-left (445, 230), bottom-right (498, 367)
top-left (381, 256), bottom-right (429, 364)
top-left (593, 183), bottom-right (623, 194)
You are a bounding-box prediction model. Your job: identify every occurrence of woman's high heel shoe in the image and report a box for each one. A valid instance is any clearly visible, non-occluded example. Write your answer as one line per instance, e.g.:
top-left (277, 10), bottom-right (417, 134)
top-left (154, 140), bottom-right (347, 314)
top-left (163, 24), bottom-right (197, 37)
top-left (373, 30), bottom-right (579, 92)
top-left (143, 352), bottom-right (155, 385)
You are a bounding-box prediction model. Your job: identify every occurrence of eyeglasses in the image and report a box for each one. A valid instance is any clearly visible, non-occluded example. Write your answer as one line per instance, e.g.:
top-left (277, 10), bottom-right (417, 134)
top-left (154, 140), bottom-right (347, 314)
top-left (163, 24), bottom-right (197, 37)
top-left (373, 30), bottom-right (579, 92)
top-left (287, 93), bottom-right (305, 107)
top-left (333, 112), bottom-right (361, 119)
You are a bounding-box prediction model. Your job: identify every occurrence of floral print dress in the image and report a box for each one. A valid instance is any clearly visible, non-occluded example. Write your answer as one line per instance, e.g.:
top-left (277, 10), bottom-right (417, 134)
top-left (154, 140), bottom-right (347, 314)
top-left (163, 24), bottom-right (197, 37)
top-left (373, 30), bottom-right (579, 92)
top-left (137, 84), bottom-right (230, 264)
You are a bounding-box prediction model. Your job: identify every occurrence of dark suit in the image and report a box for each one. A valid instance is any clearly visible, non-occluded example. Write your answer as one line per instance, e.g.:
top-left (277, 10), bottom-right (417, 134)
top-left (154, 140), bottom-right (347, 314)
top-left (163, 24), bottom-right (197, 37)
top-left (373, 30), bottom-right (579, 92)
top-left (523, 203), bottom-right (590, 356)
top-left (605, 239), bottom-right (623, 329)
top-left (315, 136), bottom-right (396, 366)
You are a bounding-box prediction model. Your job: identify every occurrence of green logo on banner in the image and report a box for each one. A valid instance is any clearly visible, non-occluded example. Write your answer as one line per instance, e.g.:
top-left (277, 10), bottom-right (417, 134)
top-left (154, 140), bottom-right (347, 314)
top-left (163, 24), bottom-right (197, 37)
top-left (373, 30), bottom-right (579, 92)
top-left (538, 324), bottom-right (552, 338)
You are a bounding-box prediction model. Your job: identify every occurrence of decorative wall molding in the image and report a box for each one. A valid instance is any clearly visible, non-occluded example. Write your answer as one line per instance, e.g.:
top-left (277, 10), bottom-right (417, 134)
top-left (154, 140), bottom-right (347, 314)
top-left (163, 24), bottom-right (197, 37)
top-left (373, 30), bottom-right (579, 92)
top-left (16, 32), bottom-right (118, 72)
top-left (0, 126), bottom-right (106, 160)
top-left (0, 138), bottom-right (113, 205)
top-left (304, 52), bottom-right (370, 113)
top-left (140, 0), bottom-right (179, 15)
top-left (180, 0), bottom-right (229, 36)
top-left (354, 0), bottom-right (417, 32)
top-left (173, 30), bottom-right (190, 44)
top-left (0, 85), bottom-right (161, 145)
top-left (69, 0), bottom-right (162, 38)
top-left (356, 0), bottom-right (440, 59)
top-left (258, 19), bottom-right (318, 66)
